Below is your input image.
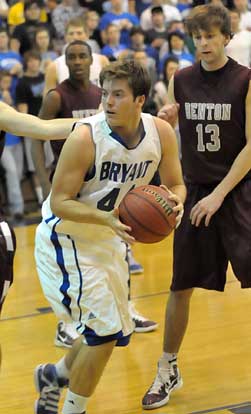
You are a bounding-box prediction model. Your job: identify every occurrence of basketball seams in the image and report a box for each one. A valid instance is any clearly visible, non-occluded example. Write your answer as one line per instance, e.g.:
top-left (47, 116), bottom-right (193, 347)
top-left (122, 193), bottom-right (172, 237)
top-left (130, 190), bottom-right (174, 226)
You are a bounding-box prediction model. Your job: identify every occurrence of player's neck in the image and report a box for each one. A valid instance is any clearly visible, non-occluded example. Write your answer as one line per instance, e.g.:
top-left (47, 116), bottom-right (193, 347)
top-left (111, 116), bottom-right (143, 148)
top-left (201, 55), bottom-right (228, 72)
top-left (70, 77), bottom-right (90, 90)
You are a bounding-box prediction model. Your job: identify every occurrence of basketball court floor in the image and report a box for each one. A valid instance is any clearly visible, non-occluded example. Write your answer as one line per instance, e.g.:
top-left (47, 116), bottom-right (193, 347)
top-left (1, 223), bottom-right (251, 414)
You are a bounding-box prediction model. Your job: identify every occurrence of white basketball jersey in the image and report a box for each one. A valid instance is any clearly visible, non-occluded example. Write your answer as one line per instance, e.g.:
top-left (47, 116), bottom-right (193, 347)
top-left (42, 111), bottom-right (161, 241)
top-left (55, 53), bottom-right (103, 86)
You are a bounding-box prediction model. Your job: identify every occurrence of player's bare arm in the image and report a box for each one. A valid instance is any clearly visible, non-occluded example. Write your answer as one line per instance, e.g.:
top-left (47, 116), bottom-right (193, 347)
top-left (157, 76), bottom-right (180, 127)
top-left (154, 116), bottom-right (186, 225)
top-left (43, 60), bottom-right (57, 97)
top-left (0, 101), bottom-right (76, 140)
top-left (50, 125), bottom-right (135, 244)
top-left (190, 80), bottom-right (251, 227)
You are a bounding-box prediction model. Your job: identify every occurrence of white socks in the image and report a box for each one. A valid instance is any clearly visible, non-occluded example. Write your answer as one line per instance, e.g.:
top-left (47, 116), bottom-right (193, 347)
top-left (161, 352), bottom-right (177, 364)
top-left (158, 352), bottom-right (177, 381)
top-left (62, 390), bottom-right (88, 414)
top-left (55, 357), bottom-right (70, 380)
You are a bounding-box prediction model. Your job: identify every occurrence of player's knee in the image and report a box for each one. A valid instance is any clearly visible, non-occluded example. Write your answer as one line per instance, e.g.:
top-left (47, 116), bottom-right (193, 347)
top-left (170, 288), bottom-right (193, 304)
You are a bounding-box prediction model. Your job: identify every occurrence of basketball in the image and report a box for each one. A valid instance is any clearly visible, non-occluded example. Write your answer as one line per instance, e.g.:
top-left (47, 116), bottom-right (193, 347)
top-left (119, 185), bottom-right (177, 243)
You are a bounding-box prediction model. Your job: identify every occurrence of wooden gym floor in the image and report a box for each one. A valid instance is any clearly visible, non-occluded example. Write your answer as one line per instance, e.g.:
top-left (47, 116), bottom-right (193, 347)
top-left (1, 223), bottom-right (251, 414)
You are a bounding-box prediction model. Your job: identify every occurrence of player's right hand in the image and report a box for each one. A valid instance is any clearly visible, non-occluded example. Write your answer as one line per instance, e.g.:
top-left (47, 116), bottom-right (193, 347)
top-left (107, 208), bottom-right (135, 244)
top-left (160, 185), bottom-right (184, 228)
top-left (158, 103), bottom-right (180, 128)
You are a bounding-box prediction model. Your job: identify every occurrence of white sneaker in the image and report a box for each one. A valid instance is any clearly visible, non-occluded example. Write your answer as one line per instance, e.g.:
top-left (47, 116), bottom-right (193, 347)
top-left (142, 361), bottom-right (183, 409)
top-left (129, 302), bottom-right (158, 333)
top-left (54, 321), bottom-right (79, 348)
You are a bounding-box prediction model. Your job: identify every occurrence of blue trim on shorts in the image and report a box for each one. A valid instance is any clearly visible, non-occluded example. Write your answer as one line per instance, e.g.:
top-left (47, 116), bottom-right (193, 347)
top-left (82, 326), bottom-right (131, 347)
top-left (50, 219), bottom-right (72, 314)
top-left (68, 236), bottom-right (83, 329)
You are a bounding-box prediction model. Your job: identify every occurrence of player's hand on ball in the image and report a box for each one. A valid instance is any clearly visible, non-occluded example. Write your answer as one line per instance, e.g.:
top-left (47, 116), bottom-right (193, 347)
top-left (108, 208), bottom-right (135, 244)
top-left (160, 185), bottom-right (184, 228)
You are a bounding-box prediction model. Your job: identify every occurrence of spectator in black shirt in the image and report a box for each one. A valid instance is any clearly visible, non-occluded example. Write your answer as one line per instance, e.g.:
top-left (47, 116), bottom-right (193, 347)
top-left (11, 0), bottom-right (54, 56)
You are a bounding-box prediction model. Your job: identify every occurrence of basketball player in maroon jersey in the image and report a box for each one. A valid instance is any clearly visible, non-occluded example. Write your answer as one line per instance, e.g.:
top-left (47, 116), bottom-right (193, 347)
top-left (143, 4), bottom-right (251, 409)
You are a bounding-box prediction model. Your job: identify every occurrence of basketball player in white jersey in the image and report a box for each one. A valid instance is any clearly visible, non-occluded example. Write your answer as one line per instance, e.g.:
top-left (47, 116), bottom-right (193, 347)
top-left (33, 60), bottom-right (186, 414)
top-left (43, 16), bottom-right (109, 96)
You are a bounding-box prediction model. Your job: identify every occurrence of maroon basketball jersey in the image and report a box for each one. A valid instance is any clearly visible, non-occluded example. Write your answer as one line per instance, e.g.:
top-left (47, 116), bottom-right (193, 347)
top-left (50, 79), bottom-right (102, 162)
top-left (174, 58), bottom-right (251, 184)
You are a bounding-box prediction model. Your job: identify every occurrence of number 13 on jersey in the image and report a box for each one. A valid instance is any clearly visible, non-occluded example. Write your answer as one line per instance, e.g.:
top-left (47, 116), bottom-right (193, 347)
top-left (196, 123), bottom-right (221, 152)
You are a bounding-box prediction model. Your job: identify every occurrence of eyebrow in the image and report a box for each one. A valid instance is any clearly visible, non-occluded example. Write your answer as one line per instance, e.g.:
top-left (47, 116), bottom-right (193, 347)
top-left (102, 89), bottom-right (125, 93)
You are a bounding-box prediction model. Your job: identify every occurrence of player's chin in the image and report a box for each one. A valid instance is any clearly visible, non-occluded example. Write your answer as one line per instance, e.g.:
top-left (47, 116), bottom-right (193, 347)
top-left (106, 118), bottom-right (121, 127)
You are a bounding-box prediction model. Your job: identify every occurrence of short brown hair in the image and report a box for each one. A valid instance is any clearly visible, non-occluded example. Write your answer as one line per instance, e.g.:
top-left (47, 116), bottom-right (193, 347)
top-left (186, 4), bottom-right (231, 37)
top-left (99, 60), bottom-right (151, 100)
top-left (65, 17), bottom-right (86, 33)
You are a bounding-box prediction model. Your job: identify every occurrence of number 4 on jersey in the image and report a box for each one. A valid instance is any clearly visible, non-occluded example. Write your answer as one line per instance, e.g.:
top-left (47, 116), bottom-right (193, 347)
top-left (97, 185), bottom-right (135, 212)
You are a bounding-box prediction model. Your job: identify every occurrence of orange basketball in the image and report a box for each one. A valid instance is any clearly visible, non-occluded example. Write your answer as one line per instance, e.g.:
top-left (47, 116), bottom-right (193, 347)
top-left (119, 185), bottom-right (177, 243)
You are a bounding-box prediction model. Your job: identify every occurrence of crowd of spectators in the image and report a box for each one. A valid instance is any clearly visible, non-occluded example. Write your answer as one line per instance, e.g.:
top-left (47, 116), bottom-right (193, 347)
top-left (0, 0), bottom-right (251, 221)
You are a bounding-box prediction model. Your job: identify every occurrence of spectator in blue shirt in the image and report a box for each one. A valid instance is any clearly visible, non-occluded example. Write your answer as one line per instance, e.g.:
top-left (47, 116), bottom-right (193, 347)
top-left (0, 28), bottom-right (23, 97)
top-left (101, 23), bottom-right (128, 60)
top-left (99, 0), bottom-right (139, 47)
top-left (0, 71), bottom-right (24, 220)
top-left (159, 30), bottom-right (194, 72)
top-left (129, 26), bottom-right (159, 63)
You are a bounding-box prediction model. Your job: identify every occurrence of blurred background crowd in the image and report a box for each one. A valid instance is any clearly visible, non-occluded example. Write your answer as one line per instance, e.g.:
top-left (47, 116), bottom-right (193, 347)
top-left (0, 0), bottom-right (250, 223)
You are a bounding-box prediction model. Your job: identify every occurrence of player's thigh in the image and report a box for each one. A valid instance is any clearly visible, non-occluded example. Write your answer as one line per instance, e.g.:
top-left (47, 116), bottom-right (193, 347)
top-left (172, 184), bottom-right (228, 291)
top-left (75, 240), bottom-right (133, 338)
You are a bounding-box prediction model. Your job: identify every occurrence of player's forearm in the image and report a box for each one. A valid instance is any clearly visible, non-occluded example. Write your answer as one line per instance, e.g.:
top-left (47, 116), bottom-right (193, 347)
top-left (50, 197), bottom-right (110, 226)
top-left (213, 143), bottom-right (251, 199)
top-left (0, 103), bottom-right (74, 140)
top-left (42, 118), bottom-right (75, 140)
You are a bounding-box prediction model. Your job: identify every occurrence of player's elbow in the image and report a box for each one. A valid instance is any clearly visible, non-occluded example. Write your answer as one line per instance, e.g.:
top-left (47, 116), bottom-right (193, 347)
top-left (50, 193), bottom-right (65, 218)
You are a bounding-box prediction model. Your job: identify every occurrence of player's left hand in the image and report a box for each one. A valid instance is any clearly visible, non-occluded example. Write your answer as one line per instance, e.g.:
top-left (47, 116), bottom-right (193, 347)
top-left (160, 185), bottom-right (184, 228)
top-left (190, 192), bottom-right (224, 227)
top-left (108, 207), bottom-right (136, 244)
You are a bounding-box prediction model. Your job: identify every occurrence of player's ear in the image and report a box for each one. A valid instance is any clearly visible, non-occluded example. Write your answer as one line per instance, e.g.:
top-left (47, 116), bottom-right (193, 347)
top-left (224, 34), bottom-right (231, 46)
top-left (136, 94), bottom-right (145, 107)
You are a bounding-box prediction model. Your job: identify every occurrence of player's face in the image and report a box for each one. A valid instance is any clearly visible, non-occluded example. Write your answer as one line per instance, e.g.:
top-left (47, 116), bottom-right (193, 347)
top-left (66, 44), bottom-right (92, 81)
top-left (192, 26), bottom-right (230, 70)
top-left (102, 78), bottom-right (144, 128)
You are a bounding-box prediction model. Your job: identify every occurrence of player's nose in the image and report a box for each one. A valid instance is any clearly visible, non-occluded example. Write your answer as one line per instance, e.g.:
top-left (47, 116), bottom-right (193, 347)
top-left (106, 93), bottom-right (115, 106)
top-left (200, 36), bottom-right (208, 46)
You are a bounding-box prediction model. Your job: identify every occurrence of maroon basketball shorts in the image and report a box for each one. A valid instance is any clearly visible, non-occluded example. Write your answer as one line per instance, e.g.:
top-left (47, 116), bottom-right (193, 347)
top-left (171, 180), bottom-right (251, 292)
top-left (0, 221), bottom-right (16, 313)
